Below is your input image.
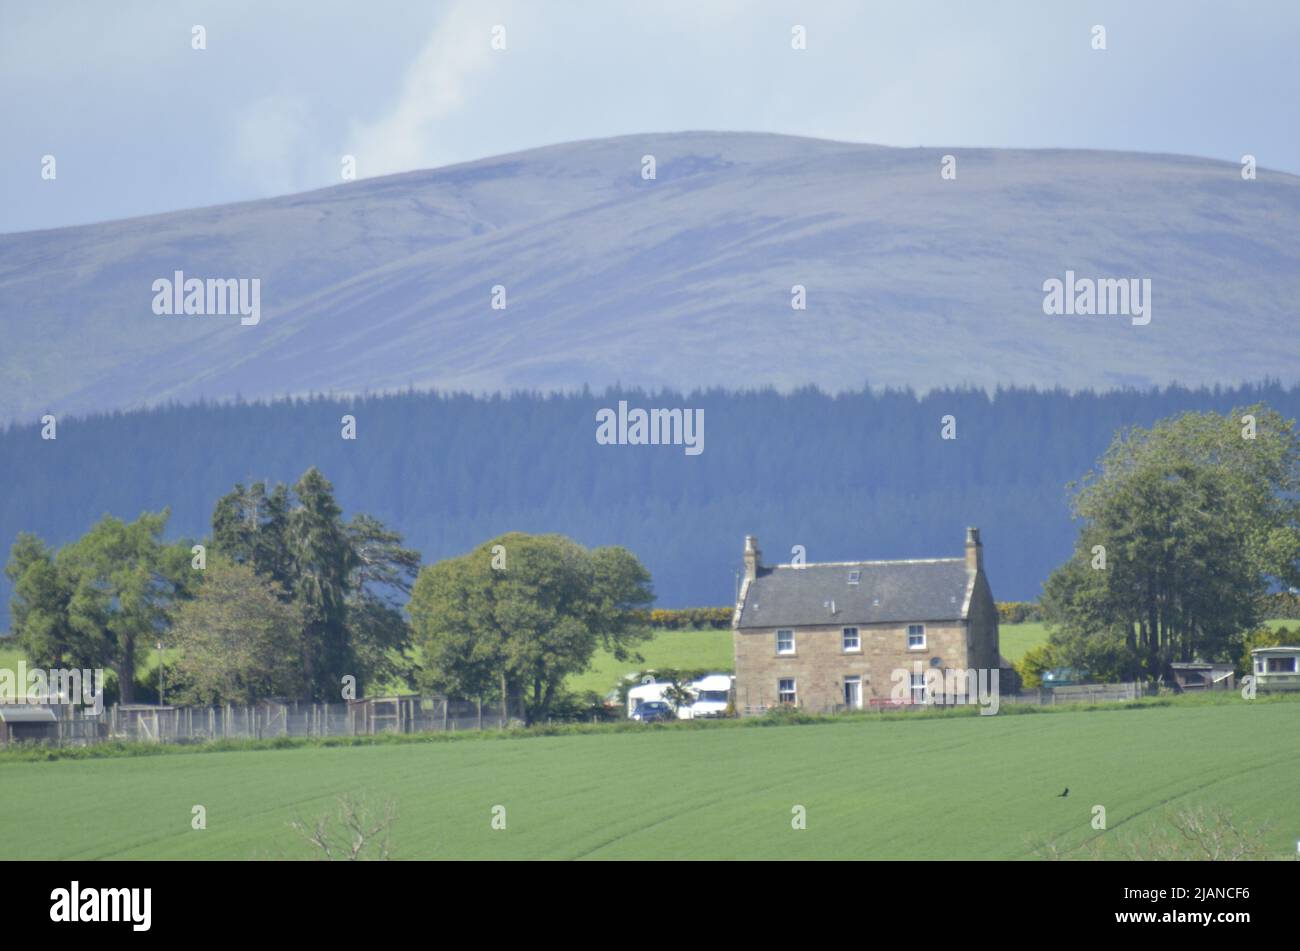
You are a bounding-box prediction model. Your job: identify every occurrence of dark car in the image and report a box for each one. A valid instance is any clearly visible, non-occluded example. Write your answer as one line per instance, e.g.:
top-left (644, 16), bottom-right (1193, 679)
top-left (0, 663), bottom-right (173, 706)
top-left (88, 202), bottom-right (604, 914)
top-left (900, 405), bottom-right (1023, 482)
top-left (630, 701), bottom-right (675, 723)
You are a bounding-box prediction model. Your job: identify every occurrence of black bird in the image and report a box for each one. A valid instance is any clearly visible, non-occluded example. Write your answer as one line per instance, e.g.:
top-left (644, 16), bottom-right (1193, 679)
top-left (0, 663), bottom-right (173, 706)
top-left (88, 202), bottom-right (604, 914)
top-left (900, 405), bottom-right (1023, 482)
top-left (1058, 787), bottom-right (1069, 798)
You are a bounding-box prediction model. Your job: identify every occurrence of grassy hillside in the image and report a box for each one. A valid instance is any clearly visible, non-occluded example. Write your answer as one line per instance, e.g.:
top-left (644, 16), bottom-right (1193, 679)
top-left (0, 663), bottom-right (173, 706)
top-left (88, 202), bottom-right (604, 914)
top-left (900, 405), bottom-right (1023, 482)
top-left (7, 134), bottom-right (1300, 426)
top-left (0, 698), bottom-right (1295, 859)
top-left (567, 628), bottom-right (734, 695)
top-left (1000, 623), bottom-right (1049, 663)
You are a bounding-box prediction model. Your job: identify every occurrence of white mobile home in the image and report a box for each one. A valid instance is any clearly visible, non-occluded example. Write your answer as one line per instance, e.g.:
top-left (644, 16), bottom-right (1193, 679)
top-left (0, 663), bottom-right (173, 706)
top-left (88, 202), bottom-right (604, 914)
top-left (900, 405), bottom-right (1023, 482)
top-left (1251, 646), bottom-right (1300, 692)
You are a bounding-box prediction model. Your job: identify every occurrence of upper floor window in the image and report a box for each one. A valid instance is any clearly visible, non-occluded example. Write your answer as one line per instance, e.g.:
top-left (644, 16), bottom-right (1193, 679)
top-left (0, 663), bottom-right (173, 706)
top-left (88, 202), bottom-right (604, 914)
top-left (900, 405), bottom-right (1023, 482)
top-left (842, 627), bottom-right (860, 652)
top-left (907, 624), bottom-right (926, 650)
top-left (776, 629), bottom-right (795, 655)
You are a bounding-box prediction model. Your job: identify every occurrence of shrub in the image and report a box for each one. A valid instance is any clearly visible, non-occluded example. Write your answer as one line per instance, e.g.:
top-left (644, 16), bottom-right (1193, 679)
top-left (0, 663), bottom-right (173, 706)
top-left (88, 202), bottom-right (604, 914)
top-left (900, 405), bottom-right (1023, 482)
top-left (647, 607), bottom-right (732, 630)
top-left (997, 601), bottom-right (1043, 624)
top-left (1017, 644), bottom-right (1059, 689)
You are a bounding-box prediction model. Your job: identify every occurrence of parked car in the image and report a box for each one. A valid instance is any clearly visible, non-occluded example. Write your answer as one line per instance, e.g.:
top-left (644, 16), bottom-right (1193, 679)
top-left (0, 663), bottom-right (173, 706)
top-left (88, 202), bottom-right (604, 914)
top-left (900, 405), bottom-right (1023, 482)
top-left (626, 680), bottom-right (674, 717)
top-left (630, 701), bottom-right (675, 723)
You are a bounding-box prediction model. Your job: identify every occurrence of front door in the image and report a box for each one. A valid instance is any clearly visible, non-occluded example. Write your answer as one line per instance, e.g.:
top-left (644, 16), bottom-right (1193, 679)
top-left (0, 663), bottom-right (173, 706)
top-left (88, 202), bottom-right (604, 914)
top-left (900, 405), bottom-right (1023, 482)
top-left (844, 676), bottom-right (863, 710)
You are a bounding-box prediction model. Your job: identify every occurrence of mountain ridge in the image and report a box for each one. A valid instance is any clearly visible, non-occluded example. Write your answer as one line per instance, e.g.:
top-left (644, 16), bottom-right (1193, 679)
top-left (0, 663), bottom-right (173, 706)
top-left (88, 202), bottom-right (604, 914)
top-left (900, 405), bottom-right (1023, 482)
top-left (3, 131), bottom-right (1298, 424)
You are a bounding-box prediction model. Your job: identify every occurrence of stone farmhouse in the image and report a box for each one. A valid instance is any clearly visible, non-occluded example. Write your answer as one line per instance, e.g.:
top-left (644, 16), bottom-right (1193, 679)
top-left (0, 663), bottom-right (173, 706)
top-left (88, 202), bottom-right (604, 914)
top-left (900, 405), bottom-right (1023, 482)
top-left (731, 529), bottom-right (1001, 714)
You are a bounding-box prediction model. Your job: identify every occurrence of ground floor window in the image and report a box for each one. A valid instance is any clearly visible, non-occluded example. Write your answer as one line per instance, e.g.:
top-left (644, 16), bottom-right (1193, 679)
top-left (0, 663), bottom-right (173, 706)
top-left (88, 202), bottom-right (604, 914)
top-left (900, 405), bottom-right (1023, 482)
top-left (910, 672), bottom-right (926, 704)
top-left (778, 678), bottom-right (797, 705)
top-left (1267, 656), bottom-right (1297, 673)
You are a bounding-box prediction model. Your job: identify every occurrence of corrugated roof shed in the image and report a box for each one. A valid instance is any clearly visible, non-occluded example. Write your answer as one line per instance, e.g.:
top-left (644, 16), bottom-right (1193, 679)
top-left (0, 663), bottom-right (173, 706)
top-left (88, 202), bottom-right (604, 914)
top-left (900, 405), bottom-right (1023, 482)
top-left (0, 705), bottom-right (58, 722)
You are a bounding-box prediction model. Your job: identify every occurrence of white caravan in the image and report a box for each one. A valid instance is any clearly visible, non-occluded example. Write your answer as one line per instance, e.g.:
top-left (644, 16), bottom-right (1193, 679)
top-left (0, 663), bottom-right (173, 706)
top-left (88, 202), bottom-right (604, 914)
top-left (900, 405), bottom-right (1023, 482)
top-left (676, 674), bottom-right (733, 719)
top-left (626, 681), bottom-right (675, 717)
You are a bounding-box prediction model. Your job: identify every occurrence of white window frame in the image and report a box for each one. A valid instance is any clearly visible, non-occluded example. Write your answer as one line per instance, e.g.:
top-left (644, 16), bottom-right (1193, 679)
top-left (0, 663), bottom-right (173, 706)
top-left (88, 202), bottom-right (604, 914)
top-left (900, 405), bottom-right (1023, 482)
top-left (842, 626), bottom-right (860, 652)
top-left (907, 623), bottom-right (926, 650)
top-left (778, 678), bottom-right (797, 705)
top-left (776, 629), bottom-right (795, 655)
top-left (909, 672), bottom-right (926, 704)
top-left (843, 675), bottom-right (862, 709)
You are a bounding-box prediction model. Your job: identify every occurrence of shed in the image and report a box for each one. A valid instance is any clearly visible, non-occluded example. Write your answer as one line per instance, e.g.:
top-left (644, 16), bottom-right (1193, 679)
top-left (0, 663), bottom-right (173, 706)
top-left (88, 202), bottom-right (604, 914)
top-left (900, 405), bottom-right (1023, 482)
top-left (0, 705), bottom-right (59, 747)
top-left (1170, 661), bottom-right (1235, 691)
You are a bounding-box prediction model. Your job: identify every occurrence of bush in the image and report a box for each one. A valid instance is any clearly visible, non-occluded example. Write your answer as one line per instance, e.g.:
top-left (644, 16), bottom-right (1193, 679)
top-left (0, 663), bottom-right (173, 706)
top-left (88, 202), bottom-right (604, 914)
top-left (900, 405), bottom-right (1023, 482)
top-left (997, 601), bottom-right (1043, 624)
top-left (648, 607), bottom-right (732, 630)
top-left (536, 690), bottom-right (613, 723)
top-left (1236, 623), bottom-right (1298, 677)
top-left (1016, 644), bottom-right (1059, 689)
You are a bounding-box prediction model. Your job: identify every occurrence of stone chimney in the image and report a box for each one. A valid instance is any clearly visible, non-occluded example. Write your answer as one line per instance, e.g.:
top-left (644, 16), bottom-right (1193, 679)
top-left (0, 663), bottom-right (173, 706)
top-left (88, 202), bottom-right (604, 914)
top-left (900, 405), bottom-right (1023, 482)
top-left (744, 535), bottom-right (762, 582)
top-left (965, 527), bottom-right (983, 572)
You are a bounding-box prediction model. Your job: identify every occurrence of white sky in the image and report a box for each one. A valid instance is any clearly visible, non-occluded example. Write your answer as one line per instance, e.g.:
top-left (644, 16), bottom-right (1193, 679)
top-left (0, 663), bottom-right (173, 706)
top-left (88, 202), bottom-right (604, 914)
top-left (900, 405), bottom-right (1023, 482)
top-left (2, 0), bottom-right (1297, 233)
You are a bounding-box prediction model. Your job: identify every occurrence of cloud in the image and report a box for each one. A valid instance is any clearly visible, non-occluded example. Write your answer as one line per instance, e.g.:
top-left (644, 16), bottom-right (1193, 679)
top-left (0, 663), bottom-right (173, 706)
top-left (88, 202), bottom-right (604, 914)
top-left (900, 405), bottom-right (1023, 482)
top-left (229, 95), bottom-right (317, 196)
top-left (345, 1), bottom-right (503, 178)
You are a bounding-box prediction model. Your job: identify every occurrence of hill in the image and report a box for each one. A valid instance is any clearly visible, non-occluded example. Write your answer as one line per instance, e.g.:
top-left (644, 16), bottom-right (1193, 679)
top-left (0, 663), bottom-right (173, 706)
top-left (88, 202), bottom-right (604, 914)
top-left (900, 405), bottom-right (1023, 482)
top-left (3, 132), bottom-right (1300, 425)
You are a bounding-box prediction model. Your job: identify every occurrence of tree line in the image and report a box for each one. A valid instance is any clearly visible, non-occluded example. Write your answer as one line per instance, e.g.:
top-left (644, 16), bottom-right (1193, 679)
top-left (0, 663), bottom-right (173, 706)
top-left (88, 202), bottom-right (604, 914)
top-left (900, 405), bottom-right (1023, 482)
top-left (1036, 404), bottom-right (1300, 684)
top-left (4, 381), bottom-right (1300, 631)
top-left (4, 392), bottom-right (1299, 702)
top-left (6, 469), bottom-right (654, 722)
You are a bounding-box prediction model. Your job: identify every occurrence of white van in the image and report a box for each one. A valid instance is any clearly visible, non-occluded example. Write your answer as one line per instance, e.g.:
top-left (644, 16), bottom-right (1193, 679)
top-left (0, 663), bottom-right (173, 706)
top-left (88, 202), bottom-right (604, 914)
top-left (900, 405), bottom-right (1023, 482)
top-left (677, 674), bottom-right (733, 719)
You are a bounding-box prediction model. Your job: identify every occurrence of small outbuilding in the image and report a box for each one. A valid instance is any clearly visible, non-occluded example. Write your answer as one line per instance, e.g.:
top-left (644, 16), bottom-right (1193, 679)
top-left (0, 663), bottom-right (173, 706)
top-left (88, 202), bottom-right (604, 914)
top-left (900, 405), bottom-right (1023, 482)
top-left (0, 705), bottom-right (59, 747)
top-left (1170, 661), bottom-right (1235, 692)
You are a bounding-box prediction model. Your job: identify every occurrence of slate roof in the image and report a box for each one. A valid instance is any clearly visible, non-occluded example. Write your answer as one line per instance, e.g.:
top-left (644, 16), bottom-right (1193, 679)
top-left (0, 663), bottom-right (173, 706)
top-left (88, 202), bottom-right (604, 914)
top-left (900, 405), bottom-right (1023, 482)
top-left (736, 559), bottom-right (974, 629)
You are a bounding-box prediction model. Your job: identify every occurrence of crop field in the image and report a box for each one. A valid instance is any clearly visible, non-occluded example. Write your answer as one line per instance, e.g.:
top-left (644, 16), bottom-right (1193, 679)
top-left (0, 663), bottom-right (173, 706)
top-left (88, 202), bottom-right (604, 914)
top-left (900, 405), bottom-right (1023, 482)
top-left (2, 697), bottom-right (1297, 860)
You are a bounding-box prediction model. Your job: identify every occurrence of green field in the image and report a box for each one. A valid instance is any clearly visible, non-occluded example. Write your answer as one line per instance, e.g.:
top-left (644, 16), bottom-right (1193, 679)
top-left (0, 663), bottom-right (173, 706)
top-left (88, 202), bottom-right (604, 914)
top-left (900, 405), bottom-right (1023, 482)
top-left (2, 698), bottom-right (1297, 860)
top-left (567, 627), bottom-right (735, 695)
top-left (997, 622), bottom-right (1048, 663)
